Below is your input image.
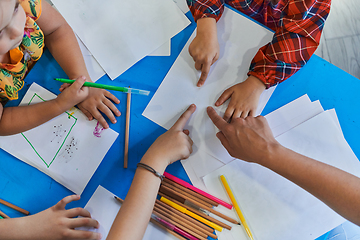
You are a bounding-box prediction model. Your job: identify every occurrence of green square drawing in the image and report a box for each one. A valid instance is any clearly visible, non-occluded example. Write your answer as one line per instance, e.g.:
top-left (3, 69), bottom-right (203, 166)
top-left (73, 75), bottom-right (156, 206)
top-left (21, 93), bottom-right (78, 168)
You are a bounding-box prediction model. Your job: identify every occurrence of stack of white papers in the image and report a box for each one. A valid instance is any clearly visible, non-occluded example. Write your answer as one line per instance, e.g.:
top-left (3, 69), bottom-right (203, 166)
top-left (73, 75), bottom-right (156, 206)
top-left (199, 95), bottom-right (360, 240)
top-left (51, 0), bottom-right (190, 80)
top-left (0, 83), bottom-right (118, 194)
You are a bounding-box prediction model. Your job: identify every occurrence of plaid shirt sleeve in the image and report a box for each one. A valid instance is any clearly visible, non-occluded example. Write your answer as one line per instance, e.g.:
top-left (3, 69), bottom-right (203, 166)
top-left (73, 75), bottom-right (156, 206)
top-left (187, 0), bottom-right (331, 88)
top-left (186, 0), bottom-right (225, 22)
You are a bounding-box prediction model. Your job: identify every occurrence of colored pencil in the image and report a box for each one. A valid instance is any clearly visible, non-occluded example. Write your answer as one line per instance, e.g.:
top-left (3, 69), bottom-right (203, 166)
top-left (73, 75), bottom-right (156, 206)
top-left (160, 196), bottom-right (223, 232)
top-left (164, 172), bottom-right (232, 209)
top-left (155, 200), bottom-right (217, 239)
top-left (0, 198), bottom-right (29, 215)
top-left (0, 210), bottom-right (9, 219)
top-left (159, 191), bottom-right (232, 231)
top-left (161, 181), bottom-right (213, 208)
top-left (153, 210), bottom-right (205, 240)
top-left (124, 87), bottom-right (131, 168)
top-left (220, 175), bottom-right (254, 240)
top-left (54, 78), bottom-right (150, 96)
top-left (160, 183), bottom-right (239, 225)
top-left (114, 196), bottom-right (186, 240)
top-left (163, 178), bottom-right (219, 207)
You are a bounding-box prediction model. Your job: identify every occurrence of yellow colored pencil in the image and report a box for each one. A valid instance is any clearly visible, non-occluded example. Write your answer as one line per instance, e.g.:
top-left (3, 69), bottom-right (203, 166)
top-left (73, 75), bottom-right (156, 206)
top-left (160, 196), bottom-right (223, 232)
top-left (220, 175), bottom-right (254, 240)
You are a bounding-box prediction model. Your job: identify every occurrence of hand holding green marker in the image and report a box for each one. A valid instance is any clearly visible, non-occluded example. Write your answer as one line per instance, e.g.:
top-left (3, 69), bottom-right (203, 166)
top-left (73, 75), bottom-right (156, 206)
top-left (55, 78), bottom-right (150, 96)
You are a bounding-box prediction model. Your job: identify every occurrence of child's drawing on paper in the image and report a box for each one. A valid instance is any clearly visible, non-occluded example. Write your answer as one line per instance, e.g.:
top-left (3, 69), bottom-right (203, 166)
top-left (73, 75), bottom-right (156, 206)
top-left (58, 137), bottom-right (79, 163)
top-left (20, 93), bottom-right (78, 168)
top-left (51, 124), bottom-right (67, 144)
top-left (0, 83), bottom-right (119, 194)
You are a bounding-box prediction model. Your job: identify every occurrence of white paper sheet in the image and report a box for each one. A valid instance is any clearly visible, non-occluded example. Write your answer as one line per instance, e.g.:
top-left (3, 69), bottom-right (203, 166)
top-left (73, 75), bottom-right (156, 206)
top-left (80, 185), bottom-right (178, 240)
top-left (172, 0), bottom-right (189, 13)
top-left (143, 7), bottom-right (276, 163)
top-left (203, 110), bottom-right (360, 240)
top-left (51, 0), bottom-right (190, 80)
top-left (181, 95), bottom-right (339, 191)
top-left (148, 40), bottom-right (171, 56)
top-left (0, 83), bottom-right (118, 194)
top-left (75, 35), bottom-right (105, 82)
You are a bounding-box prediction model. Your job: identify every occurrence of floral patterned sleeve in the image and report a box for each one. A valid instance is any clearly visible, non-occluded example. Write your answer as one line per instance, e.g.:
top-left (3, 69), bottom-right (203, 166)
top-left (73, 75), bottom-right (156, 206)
top-left (20, 0), bottom-right (42, 21)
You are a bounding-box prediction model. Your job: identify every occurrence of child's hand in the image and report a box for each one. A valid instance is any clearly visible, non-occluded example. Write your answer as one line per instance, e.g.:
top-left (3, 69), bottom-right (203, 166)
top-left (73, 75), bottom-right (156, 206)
top-left (60, 81), bottom-right (121, 129)
top-left (76, 87), bottom-right (121, 129)
top-left (20, 195), bottom-right (101, 240)
top-left (189, 18), bottom-right (219, 87)
top-left (215, 76), bottom-right (266, 121)
top-left (142, 104), bottom-right (196, 167)
top-left (55, 76), bottom-right (89, 112)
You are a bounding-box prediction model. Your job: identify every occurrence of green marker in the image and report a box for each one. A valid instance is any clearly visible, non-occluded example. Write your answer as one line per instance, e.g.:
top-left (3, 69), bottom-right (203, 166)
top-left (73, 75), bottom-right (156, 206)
top-left (55, 78), bottom-right (150, 96)
top-left (0, 215), bottom-right (4, 219)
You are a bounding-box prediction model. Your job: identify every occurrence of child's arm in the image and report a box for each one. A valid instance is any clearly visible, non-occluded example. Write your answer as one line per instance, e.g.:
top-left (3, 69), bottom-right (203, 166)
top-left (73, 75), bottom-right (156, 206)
top-left (188, 17), bottom-right (219, 87)
top-left (36, 1), bottom-right (121, 129)
top-left (0, 76), bottom-right (88, 136)
top-left (207, 107), bottom-right (360, 226)
top-left (0, 195), bottom-right (101, 240)
top-left (106, 104), bottom-right (196, 240)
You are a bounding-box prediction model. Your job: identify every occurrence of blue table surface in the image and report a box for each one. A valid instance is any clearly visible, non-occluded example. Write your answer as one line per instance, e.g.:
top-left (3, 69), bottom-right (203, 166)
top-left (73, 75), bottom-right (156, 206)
top-left (1, 10), bottom-right (359, 240)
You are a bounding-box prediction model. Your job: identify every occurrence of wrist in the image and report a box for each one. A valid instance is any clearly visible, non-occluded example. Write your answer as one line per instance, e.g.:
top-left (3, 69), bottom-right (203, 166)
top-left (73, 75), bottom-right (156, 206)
top-left (258, 142), bottom-right (285, 168)
top-left (196, 17), bottom-right (217, 37)
top-left (246, 75), bottom-right (266, 92)
top-left (140, 153), bottom-right (168, 175)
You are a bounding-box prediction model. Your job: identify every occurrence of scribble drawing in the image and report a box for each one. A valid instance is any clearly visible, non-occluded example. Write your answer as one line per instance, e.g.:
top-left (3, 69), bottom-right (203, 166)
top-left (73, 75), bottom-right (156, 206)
top-left (58, 136), bottom-right (79, 163)
top-left (21, 93), bottom-right (78, 168)
top-left (51, 124), bottom-right (67, 143)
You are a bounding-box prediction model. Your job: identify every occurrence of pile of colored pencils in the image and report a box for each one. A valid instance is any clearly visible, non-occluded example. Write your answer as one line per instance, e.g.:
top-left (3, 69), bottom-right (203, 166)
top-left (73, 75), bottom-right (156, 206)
top-left (152, 172), bottom-right (239, 240)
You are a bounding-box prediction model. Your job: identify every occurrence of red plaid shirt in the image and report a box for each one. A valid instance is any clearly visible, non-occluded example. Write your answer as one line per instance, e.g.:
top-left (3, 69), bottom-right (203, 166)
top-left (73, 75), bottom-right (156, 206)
top-left (187, 0), bottom-right (331, 87)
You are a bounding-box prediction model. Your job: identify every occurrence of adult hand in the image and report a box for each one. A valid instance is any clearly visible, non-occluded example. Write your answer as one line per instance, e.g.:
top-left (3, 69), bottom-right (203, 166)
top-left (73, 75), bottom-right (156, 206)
top-left (189, 18), bottom-right (219, 87)
top-left (215, 75), bottom-right (266, 121)
top-left (20, 195), bottom-right (101, 240)
top-left (143, 104), bottom-right (196, 167)
top-left (207, 106), bottom-right (279, 164)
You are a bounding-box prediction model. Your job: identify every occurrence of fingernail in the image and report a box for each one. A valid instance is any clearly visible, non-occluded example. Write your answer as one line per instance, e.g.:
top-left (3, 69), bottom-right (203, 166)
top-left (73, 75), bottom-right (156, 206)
top-left (113, 119), bottom-right (117, 123)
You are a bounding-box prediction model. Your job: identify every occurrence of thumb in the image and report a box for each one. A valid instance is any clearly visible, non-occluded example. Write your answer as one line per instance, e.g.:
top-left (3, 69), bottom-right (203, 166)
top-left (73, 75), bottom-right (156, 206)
top-left (70, 76), bottom-right (87, 90)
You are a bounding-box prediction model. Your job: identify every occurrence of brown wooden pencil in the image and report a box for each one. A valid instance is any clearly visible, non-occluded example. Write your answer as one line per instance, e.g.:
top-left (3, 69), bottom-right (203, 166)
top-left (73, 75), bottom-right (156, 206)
top-left (124, 87), bottom-right (131, 169)
top-left (161, 184), bottom-right (239, 225)
top-left (154, 205), bottom-right (208, 239)
top-left (158, 192), bottom-right (232, 230)
top-left (114, 196), bottom-right (186, 240)
top-left (0, 199), bottom-right (29, 215)
top-left (163, 178), bottom-right (219, 207)
top-left (156, 199), bottom-right (214, 233)
top-left (161, 181), bottom-right (213, 208)
top-left (150, 218), bottom-right (187, 240)
top-left (155, 201), bottom-right (218, 239)
top-left (0, 210), bottom-right (10, 219)
top-left (153, 209), bottom-right (208, 240)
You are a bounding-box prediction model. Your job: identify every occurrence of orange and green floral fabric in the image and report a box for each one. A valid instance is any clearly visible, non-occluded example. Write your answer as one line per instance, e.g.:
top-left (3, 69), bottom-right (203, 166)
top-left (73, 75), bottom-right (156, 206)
top-left (0, 0), bottom-right (44, 102)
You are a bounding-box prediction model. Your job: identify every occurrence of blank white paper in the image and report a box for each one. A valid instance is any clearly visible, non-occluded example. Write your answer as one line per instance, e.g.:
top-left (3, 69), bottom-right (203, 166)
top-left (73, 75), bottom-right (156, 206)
top-left (51, 0), bottom-right (190, 80)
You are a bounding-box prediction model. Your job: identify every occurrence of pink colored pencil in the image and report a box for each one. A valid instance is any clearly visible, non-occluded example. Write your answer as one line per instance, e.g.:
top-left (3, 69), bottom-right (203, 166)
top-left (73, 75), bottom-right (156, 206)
top-left (163, 172), bottom-right (233, 209)
top-left (152, 214), bottom-right (200, 240)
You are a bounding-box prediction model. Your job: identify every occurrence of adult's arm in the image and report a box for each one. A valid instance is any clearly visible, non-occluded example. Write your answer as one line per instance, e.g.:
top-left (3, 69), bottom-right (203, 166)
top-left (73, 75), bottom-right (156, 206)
top-left (207, 106), bottom-right (360, 226)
